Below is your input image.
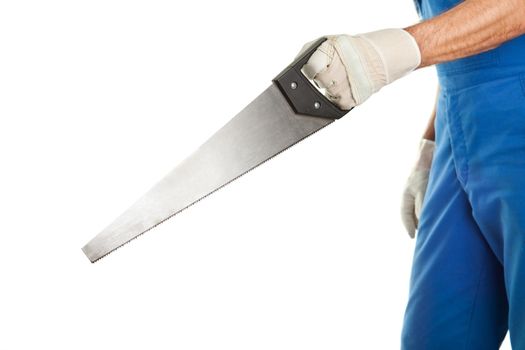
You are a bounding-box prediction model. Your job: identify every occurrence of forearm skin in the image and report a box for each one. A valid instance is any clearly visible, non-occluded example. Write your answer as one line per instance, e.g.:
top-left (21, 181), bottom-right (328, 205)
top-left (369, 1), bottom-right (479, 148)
top-left (422, 86), bottom-right (439, 141)
top-left (405, 0), bottom-right (525, 67)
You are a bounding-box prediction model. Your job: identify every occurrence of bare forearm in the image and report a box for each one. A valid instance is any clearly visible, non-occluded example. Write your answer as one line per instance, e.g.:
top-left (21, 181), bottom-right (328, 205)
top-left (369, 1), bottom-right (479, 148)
top-left (422, 86), bottom-right (439, 141)
top-left (423, 109), bottom-right (436, 141)
top-left (406, 0), bottom-right (525, 67)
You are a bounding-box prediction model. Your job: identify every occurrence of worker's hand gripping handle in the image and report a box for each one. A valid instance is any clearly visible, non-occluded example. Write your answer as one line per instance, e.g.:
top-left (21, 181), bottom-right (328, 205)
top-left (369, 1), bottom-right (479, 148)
top-left (273, 38), bottom-right (350, 119)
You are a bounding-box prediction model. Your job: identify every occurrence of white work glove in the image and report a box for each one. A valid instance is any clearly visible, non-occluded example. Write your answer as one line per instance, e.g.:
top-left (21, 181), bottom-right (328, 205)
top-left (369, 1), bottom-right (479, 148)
top-left (302, 29), bottom-right (421, 110)
top-left (401, 139), bottom-right (435, 238)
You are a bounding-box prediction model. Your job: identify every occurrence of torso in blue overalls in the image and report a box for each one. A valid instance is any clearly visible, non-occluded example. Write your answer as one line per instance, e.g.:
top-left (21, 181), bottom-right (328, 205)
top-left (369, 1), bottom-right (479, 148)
top-left (402, 1), bottom-right (525, 349)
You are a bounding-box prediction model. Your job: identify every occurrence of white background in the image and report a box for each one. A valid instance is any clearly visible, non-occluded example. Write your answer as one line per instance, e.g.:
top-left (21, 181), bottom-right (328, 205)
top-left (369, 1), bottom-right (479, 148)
top-left (0, 0), bottom-right (511, 349)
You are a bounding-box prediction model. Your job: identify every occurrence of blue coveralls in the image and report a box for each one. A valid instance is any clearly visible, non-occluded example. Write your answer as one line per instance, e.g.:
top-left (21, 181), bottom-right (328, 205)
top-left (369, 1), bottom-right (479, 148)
top-left (402, 0), bottom-right (525, 349)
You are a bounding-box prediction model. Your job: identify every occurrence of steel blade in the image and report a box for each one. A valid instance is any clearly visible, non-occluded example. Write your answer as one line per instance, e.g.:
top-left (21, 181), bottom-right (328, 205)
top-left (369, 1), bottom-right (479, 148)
top-left (82, 84), bottom-right (335, 262)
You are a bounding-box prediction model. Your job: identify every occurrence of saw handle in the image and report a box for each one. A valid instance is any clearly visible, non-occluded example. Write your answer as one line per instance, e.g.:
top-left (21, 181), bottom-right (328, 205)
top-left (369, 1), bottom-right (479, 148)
top-left (273, 38), bottom-right (349, 119)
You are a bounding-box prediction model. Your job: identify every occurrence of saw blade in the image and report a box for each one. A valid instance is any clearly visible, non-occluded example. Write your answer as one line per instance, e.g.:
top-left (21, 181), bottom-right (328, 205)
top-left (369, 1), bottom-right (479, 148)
top-left (82, 84), bottom-right (335, 262)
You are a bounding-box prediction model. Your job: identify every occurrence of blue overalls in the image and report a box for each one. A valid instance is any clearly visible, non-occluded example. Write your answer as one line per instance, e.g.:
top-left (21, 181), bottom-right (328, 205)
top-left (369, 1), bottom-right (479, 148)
top-left (402, 1), bottom-right (525, 349)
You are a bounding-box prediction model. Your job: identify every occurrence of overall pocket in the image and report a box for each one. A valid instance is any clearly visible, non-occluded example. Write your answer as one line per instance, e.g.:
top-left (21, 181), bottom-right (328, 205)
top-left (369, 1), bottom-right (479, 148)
top-left (453, 73), bottom-right (525, 183)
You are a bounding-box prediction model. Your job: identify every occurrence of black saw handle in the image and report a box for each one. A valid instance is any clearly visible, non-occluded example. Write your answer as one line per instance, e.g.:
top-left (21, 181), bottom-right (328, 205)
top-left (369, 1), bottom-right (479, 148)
top-left (273, 38), bottom-right (349, 119)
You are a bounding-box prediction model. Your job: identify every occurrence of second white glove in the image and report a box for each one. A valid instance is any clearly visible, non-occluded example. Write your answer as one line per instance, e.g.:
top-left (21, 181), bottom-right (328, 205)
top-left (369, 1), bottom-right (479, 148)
top-left (401, 139), bottom-right (435, 238)
top-left (302, 29), bottom-right (421, 110)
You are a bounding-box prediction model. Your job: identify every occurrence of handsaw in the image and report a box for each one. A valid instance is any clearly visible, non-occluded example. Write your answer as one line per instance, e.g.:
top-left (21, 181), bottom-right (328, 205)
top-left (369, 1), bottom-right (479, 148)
top-left (82, 38), bottom-right (351, 262)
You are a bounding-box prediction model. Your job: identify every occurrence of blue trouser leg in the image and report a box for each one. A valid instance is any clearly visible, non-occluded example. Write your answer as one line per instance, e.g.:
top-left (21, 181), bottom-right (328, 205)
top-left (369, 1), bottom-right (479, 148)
top-left (398, 8), bottom-right (525, 348)
top-left (401, 92), bottom-right (509, 349)
top-left (451, 73), bottom-right (525, 348)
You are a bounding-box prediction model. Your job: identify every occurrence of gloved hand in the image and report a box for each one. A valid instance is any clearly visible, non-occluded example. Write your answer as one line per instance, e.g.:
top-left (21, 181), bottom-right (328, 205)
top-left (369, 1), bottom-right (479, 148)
top-left (302, 29), bottom-right (421, 110)
top-left (401, 139), bottom-right (435, 238)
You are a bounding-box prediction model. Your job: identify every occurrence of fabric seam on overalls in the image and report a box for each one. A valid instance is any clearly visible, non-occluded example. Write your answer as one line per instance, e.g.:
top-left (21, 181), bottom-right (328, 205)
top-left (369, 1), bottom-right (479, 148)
top-left (444, 95), bottom-right (470, 186)
top-left (457, 111), bottom-right (470, 187)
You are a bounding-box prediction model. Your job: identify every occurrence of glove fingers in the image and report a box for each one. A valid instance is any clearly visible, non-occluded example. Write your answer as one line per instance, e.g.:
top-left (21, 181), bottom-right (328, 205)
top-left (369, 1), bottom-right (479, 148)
top-left (401, 191), bottom-right (417, 239)
top-left (302, 41), bottom-right (334, 80)
top-left (414, 189), bottom-right (426, 220)
top-left (302, 39), bottom-right (356, 110)
top-left (315, 51), bottom-right (356, 109)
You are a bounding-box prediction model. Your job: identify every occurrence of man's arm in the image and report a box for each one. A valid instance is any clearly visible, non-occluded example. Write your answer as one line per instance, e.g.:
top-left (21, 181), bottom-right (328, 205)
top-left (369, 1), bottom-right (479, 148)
top-left (302, 0), bottom-right (525, 110)
top-left (422, 111), bottom-right (436, 141)
top-left (406, 0), bottom-right (525, 67)
top-left (401, 87), bottom-right (439, 237)
top-left (422, 87), bottom-right (439, 141)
